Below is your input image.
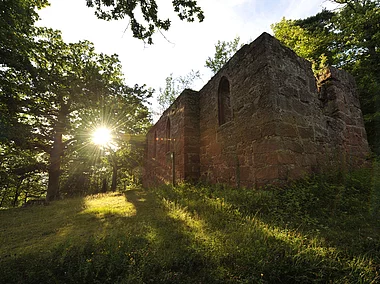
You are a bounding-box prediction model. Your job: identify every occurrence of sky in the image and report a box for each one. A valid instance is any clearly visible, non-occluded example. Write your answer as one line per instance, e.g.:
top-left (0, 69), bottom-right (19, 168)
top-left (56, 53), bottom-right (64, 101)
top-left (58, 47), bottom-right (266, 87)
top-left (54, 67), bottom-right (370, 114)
top-left (37, 0), bottom-right (337, 114)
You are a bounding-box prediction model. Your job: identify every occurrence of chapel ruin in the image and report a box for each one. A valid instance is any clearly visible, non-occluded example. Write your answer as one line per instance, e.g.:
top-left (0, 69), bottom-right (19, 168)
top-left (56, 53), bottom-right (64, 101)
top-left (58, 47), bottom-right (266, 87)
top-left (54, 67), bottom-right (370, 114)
top-left (143, 32), bottom-right (370, 188)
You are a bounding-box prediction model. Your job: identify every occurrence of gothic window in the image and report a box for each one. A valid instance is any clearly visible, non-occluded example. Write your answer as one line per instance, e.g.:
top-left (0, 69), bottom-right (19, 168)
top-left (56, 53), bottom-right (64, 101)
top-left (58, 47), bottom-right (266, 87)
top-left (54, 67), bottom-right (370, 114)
top-left (166, 118), bottom-right (171, 152)
top-left (218, 76), bottom-right (232, 126)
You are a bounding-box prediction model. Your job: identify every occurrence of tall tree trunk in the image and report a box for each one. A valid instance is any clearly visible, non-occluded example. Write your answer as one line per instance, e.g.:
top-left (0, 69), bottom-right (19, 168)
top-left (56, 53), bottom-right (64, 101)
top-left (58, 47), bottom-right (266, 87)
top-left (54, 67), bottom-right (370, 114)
top-left (24, 191), bottom-right (29, 204)
top-left (102, 178), bottom-right (107, 193)
top-left (12, 190), bottom-right (19, 207)
top-left (0, 190), bottom-right (6, 207)
top-left (12, 178), bottom-right (23, 207)
top-left (0, 185), bottom-right (8, 207)
top-left (46, 105), bottom-right (67, 201)
top-left (46, 131), bottom-right (63, 201)
top-left (111, 163), bottom-right (117, 191)
top-left (109, 151), bottom-right (118, 191)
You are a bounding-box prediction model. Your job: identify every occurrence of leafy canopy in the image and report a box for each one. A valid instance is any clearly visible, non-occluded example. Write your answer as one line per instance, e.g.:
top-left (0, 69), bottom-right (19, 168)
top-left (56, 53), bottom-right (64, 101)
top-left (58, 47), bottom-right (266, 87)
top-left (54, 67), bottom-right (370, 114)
top-left (0, 1), bottom-right (153, 204)
top-left (86, 0), bottom-right (204, 44)
top-left (205, 36), bottom-right (242, 74)
top-left (157, 70), bottom-right (201, 114)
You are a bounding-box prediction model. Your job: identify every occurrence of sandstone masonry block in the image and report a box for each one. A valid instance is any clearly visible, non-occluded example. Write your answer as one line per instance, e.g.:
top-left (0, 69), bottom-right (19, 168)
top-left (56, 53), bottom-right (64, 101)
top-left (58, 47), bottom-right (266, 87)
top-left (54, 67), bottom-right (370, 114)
top-left (143, 33), bottom-right (369, 188)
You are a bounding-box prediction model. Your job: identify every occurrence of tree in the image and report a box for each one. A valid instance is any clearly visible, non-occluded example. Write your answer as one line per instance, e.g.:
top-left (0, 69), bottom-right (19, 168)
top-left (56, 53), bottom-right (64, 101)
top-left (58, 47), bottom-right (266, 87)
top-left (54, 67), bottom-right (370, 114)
top-left (85, 0), bottom-right (204, 44)
top-left (27, 30), bottom-right (125, 200)
top-left (0, 0), bottom-right (48, 71)
top-left (272, 0), bottom-right (380, 155)
top-left (1, 27), bottom-right (152, 201)
top-left (89, 91), bottom-right (151, 192)
top-left (0, 1), bottom-right (50, 206)
top-left (157, 70), bottom-right (201, 113)
top-left (205, 36), bottom-right (242, 74)
top-left (1, 2), bottom-right (154, 204)
top-left (271, 13), bottom-right (334, 75)
top-left (0, 145), bottom-right (46, 207)
top-left (58, 85), bottom-right (152, 196)
top-left (0, 0), bottom-right (48, 146)
top-left (331, 0), bottom-right (380, 155)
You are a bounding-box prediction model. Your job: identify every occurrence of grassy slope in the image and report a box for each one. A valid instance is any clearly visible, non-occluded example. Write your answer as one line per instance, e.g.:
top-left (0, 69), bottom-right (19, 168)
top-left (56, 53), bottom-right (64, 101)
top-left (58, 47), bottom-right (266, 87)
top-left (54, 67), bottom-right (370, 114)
top-left (0, 172), bottom-right (379, 283)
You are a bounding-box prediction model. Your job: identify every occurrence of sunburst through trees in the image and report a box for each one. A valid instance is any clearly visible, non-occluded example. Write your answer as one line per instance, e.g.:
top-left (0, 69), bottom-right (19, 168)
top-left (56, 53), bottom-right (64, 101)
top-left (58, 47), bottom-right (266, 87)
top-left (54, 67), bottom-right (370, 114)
top-left (91, 127), bottom-right (112, 146)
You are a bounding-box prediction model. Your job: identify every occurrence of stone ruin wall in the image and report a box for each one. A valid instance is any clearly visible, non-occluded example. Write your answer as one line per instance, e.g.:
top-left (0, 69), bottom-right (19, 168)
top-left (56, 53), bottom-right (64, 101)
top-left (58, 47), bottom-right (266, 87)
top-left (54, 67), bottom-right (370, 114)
top-left (143, 90), bottom-right (200, 187)
top-left (143, 33), bottom-right (369, 188)
top-left (317, 67), bottom-right (370, 165)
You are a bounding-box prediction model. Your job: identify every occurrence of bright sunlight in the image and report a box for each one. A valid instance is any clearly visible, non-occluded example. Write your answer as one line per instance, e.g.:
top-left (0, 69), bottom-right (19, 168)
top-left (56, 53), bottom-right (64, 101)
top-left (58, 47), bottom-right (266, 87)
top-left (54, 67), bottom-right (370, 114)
top-left (92, 127), bottom-right (112, 146)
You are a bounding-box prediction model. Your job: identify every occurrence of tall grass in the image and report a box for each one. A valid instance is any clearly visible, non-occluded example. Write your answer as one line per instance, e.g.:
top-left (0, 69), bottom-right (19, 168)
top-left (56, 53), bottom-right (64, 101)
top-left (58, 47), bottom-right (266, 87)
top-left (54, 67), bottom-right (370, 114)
top-left (0, 169), bottom-right (379, 283)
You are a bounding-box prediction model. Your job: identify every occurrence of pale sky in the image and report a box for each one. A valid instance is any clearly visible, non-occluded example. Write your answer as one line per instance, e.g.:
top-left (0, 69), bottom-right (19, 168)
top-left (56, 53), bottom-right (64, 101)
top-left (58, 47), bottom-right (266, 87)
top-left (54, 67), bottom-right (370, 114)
top-left (37, 0), bottom-right (336, 113)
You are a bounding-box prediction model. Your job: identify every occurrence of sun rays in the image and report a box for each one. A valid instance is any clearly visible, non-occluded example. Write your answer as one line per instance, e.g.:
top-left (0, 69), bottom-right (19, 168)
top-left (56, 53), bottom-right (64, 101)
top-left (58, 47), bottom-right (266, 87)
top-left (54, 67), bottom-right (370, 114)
top-left (91, 127), bottom-right (112, 146)
top-left (60, 102), bottom-right (149, 193)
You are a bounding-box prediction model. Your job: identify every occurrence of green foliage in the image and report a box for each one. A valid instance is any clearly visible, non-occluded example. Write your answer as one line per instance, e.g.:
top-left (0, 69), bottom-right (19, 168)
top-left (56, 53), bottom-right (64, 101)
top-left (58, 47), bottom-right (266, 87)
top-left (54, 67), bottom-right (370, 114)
top-left (1, 0), bottom-right (201, 203)
top-left (157, 74), bottom-right (177, 112)
top-left (205, 36), bottom-right (242, 74)
top-left (271, 1), bottom-right (380, 155)
top-left (0, 0), bottom-right (48, 148)
top-left (0, 0), bottom-right (48, 70)
top-left (0, 2), bottom-right (153, 202)
top-left (85, 0), bottom-right (204, 44)
top-left (271, 16), bottom-right (331, 76)
top-left (58, 87), bottom-right (152, 197)
top-left (28, 29), bottom-right (152, 200)
top-left (0, 144), bottom-right (47, 207)
top-left (1, 170), bottom-right (379, 283)
top-left (157, 70), bottom-right (201, 113)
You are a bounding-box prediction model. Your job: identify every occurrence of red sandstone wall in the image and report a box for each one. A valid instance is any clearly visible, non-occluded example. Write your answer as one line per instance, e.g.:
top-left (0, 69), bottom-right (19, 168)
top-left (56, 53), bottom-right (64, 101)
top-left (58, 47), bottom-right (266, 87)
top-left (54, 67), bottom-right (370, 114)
top-left (144, 32), bottom-right (369, 189)
top-left (317, 67), bottom-right (370, 169)
top-left (264, 35), bottom-right (326, 184)
top-left (182, 90), bottom-right (200, 182)
top-left (198, 32), bottom-right (369, 188)
top-left (143, 90), bottom-right (199, 187)
top-left (199, 35), bottom-right (277, 187)
top-left (266, 37), bottom-right (369, 181)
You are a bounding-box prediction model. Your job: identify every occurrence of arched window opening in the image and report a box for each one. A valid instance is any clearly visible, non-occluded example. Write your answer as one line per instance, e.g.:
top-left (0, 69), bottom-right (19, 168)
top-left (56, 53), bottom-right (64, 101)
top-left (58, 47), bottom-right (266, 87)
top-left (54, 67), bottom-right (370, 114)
top-left (218, 77), bottom-right (232, 126)
top-left (166, 118), bottom-right (171, 152)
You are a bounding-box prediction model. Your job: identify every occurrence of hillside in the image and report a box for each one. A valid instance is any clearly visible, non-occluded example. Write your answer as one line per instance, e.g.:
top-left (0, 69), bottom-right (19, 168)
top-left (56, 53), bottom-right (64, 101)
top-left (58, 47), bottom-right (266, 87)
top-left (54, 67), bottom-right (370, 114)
top-left (0, 171), bottom-right (379, 283)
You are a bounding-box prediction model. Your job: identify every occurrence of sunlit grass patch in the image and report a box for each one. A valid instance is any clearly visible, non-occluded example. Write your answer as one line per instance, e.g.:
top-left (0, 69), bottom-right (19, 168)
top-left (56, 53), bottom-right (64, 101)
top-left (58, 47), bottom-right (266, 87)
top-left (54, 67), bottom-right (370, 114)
top-left (0, 192), bottom-right (138, 258)
top-left (151, 176), bottom-right (380, 283)
top-left (82, 192), bottom-right (136, 217)
top-left (161, 198), bottom-right (225, 259)
top-left (1, 171), bottom-right (379, 283)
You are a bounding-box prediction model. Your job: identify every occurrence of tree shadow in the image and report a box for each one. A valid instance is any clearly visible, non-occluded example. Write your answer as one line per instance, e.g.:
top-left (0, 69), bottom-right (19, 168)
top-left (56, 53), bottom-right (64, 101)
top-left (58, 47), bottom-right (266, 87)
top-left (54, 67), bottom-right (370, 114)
top-left (123, 189), bottom-right (223, 282)
top-left (1, 187), bottom-right (378, 283)
top-left (0, 190), bottom-right (223, 283)
top-left (0, 196), bottom-right (86, 258)
top-left (149, 185), bottom-right (380, 283)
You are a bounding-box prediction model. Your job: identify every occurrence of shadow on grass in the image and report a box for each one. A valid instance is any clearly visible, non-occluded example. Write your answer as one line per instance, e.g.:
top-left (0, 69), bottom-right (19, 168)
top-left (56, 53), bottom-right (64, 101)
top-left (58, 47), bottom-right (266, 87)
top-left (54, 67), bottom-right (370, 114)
top-left (0, 185), bottom-right (379, 283)
top-left (0, 190), bottom-right (224, 283)
top-left (150, 183), bottom-right (380, 283)
top-left (122, 189), bottom-right (223, 282)
top-left (0, 197), bottom-right (87, 257)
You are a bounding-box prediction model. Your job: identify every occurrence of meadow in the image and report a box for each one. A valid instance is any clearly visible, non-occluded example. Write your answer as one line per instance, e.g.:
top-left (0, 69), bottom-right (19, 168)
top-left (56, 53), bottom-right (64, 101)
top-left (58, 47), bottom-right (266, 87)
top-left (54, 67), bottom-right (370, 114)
top-left (0, 169), bottom-right (379, 283)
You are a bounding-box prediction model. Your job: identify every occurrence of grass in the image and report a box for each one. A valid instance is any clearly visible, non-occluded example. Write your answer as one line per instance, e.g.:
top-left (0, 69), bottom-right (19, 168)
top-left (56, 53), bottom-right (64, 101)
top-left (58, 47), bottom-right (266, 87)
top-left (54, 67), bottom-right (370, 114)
top-left (0, 170), bottom-right (379, 283)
